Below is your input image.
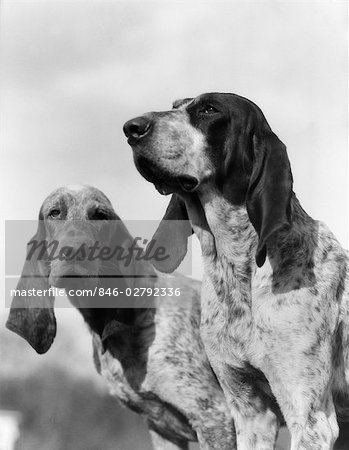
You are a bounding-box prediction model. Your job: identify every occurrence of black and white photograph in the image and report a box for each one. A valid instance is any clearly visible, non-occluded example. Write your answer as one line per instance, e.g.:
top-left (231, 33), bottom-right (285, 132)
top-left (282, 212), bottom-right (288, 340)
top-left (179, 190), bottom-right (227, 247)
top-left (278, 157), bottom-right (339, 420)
top-left (0, 1), bottom-right (348, 449)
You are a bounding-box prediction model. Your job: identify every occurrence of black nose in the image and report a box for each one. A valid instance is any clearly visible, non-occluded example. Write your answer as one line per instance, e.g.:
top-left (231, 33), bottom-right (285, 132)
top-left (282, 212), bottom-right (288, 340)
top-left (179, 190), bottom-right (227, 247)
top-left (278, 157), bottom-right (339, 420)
top-left (123, 116), bottom-right (152, 140)
top-left (60, 246), bottom-right (74, 259)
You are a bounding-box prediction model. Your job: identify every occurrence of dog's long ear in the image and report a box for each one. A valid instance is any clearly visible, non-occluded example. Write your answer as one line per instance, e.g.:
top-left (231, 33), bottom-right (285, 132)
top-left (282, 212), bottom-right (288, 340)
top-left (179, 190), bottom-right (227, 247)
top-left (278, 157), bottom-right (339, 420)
top-left (106, 214), bottom-right (156, 287)
top-left (149, 194), bottom-right (192, 273)
top-left (6, 213), bottom-right (56, 354)
top-left (246, 128), bottom-right (293, 268)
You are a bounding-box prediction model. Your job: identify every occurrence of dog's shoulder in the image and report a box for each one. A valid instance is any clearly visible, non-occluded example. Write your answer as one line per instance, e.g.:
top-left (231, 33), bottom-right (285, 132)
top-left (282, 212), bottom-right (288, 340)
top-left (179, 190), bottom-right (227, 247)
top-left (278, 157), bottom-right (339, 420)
top-left (311, 221), bottom-right (348, 303)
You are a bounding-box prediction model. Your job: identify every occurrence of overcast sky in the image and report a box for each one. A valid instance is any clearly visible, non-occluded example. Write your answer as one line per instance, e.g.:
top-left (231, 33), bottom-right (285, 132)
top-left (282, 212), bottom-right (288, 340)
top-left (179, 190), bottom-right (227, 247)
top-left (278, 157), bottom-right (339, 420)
top-left (1, 1), bottom-right (348, 284)
top-left (0, 2), bottom-right (348, 420)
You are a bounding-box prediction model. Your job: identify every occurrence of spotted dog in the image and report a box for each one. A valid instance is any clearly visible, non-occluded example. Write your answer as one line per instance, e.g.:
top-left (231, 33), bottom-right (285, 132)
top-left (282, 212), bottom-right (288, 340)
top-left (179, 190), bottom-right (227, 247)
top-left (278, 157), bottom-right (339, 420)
top-left (124, 93), bottom-right (349, 450)
top-left (6, 185), bottom-right (236, 450)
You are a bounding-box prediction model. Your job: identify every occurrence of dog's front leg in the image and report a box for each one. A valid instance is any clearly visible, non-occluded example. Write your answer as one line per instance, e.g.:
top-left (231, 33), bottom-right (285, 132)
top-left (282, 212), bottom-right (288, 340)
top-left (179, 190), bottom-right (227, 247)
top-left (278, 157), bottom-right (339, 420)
top-left (148, 429), bottom-right (189, 450)
top-left (205, 357), bottom-right (279, 450)
top-left (261, 337), bottom-right (339, 450)
top-left (199, 275), bottom-right (280, 450)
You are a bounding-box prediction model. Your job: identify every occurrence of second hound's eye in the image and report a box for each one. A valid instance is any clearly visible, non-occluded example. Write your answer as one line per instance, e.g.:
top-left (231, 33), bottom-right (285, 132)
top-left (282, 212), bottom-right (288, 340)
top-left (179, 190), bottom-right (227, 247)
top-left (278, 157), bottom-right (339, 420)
top-left (200, 105), bottom-right (219, 115)
top-left (90, 210), bottom-right (109, 221)
top-left (48, 209), bottom-right (61, 218)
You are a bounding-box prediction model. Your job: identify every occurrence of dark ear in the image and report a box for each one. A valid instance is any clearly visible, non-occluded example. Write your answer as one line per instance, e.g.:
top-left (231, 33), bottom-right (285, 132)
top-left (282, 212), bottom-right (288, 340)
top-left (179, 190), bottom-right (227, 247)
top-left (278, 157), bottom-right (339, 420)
top-left (6, 215), bottom-right (56, 354)
top-left (148, 194), bottom-right (192, 273)
top-left (246, 130), bottom-right (293, 267)
top-left (106, 215), bottom-right (156, 284)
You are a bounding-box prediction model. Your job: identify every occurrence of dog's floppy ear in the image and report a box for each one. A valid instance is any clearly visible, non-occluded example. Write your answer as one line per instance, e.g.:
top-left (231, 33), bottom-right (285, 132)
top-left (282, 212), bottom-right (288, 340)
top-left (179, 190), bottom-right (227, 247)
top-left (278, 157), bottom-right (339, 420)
top-left (149, 194), bottom-right (192, 273)
top-left (106, 214), bottom-right (156, 283)
top-left (6, 213), bottom-right (56, 354)
top-left (246, 129), bottom-right (293, 267)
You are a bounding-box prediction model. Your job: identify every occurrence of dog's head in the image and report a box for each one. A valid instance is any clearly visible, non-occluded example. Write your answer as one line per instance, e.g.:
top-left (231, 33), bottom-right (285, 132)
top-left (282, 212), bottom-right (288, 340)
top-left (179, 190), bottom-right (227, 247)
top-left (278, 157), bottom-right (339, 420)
top-left (124, 93), bottom-right (293, 269)
top-left (6, 185), bottom-right (132, 353)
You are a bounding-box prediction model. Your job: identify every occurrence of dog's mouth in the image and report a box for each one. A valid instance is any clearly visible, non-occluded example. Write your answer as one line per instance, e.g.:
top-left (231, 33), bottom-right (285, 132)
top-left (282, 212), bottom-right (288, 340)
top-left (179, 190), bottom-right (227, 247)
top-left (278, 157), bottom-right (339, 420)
top-left (135, 156), bottom-right (199, 195)
top-left (49, 264), bottom-right (96, 288)
top-left (127, 134), bottom-right (148, 147)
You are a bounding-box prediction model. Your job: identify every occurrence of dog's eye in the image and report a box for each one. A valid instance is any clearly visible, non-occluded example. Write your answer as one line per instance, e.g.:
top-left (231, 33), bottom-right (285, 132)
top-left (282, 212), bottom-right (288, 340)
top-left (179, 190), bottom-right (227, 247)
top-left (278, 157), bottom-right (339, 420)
top-left (90, 210), bottom-right (109, 220)
top-left (48, 209), bottom-right (61, 218)
top-left (200, 105), bottom-right (219, 115)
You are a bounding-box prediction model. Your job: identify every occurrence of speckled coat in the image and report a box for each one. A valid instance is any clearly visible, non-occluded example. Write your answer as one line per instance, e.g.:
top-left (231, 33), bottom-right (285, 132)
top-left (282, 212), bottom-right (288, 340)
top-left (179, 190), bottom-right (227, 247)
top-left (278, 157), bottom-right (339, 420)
top-left (6, 186), bottom-right (236, 450)
top-left (92, 270), bottom-right (236, 450)
top-left (194, 189), bottom-right (349, 450)
top-left (125, 92), bottom-right (349, 450)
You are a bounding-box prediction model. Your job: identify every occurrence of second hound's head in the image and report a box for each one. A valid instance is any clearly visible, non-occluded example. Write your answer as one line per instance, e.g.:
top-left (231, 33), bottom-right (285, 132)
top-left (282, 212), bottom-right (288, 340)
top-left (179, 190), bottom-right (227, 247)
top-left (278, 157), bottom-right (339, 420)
top-left (6, 185), bottom-right (134, 354)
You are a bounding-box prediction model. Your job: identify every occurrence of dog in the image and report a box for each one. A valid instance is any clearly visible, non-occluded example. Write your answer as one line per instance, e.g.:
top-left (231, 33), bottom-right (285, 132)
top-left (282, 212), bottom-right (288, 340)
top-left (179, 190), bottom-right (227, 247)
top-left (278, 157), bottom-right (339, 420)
top-left (124, 93), bottom-right (349, 450)
top-left (6, 185), bottom-right (236, 450)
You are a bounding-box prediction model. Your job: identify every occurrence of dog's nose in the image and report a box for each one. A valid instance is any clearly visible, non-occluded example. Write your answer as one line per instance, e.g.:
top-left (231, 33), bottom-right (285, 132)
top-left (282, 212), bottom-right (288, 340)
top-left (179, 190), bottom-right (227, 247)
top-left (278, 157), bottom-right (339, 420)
top-left (60, 246), bottom-right (74, 259)
top-left (123, 116), bottom-right (152, 140)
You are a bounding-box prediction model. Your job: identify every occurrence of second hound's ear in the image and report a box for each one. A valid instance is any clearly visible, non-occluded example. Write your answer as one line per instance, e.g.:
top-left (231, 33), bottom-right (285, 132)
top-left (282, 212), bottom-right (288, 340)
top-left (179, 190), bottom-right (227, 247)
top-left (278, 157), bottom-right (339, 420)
top-left (149, 195), bottom-right (193, 273)
top-left (6, 213), bottom-right (56, 354)
top-left (246, 129), bottom-right (293, 267)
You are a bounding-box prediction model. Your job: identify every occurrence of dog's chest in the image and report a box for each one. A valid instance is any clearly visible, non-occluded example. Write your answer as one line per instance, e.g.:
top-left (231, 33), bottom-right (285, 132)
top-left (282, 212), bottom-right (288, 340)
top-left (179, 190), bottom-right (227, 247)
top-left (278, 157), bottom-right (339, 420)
top-left (198, 239), bottom-right (290, 368)
top-left (200, 254), bottom-right (256, 363)
top-left (196, 200), bottom-right (258, 361)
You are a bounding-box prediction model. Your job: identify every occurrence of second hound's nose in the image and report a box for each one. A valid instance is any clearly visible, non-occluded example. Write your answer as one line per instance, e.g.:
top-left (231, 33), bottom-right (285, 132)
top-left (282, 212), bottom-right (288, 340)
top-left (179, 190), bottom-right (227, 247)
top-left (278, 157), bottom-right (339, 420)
top-left (123, 116), bottom-right (152, 140)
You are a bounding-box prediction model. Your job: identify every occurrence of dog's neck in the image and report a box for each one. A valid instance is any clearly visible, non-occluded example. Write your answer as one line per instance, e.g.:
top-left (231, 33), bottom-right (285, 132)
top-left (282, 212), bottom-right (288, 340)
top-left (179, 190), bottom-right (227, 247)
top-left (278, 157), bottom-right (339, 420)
top-left (185, 188), bottom-right (256, 287)
top-left (67, 229), bottom-right (157, 340)
top-left (186, 187), bottom-right (316, 297)
top-left (266, 196), bottom-right (318, 291)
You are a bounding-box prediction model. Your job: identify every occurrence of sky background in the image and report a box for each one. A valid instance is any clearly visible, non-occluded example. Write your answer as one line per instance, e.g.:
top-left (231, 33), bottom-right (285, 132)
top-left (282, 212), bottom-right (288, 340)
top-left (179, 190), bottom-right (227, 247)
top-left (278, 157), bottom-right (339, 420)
top-left (1, 0), bottom-right (348, 346)
top-left (0, 0), bottom-right (347, 345)
top-left (1, 1), bottom-right (348, 263)
top-left (0, 2), bottom-right (347, 448)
